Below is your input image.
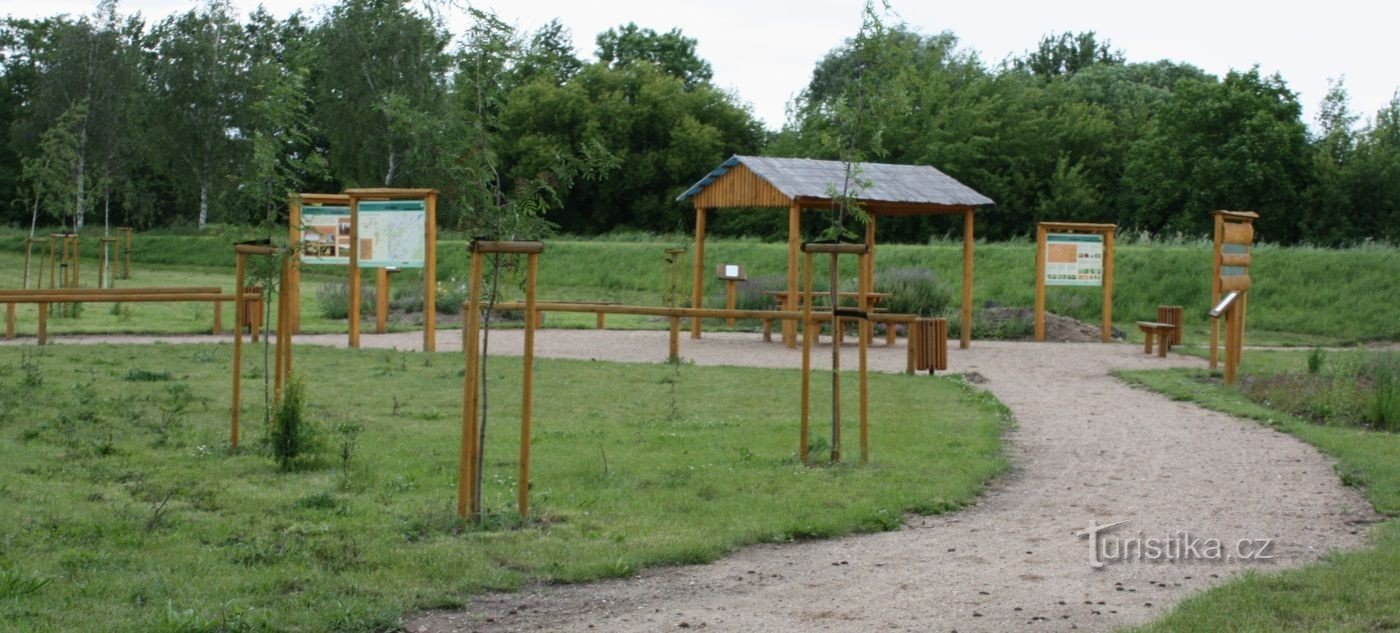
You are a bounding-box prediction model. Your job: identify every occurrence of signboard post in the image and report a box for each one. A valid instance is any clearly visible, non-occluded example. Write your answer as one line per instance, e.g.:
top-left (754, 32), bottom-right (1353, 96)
top-left (1209, 210), bottom-right (1258, 383)
top-left (343, 189), bottom-right (438, 351)
top-left (716, 264), bottom-right (746, 326)
top-left (1034, 222), bottom-right (1116, 342)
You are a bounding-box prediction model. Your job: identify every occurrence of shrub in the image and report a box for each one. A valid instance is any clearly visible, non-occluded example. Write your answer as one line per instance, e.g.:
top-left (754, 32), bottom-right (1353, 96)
top-left (1307, 347), bottom-right (1326, 374)
top-left (876, 268), bottom-right (952, 317)
top-left (270, 378), bottom-right (319, 471)
top-left (315, 282), bottom-right (374, 320)
top-left (1362, 356), bottom-right (1400, 432)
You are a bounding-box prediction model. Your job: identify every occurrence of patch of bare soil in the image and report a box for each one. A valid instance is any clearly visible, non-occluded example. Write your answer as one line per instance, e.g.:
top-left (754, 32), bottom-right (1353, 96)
top-left (980, 305), bottom-right (1117, 343)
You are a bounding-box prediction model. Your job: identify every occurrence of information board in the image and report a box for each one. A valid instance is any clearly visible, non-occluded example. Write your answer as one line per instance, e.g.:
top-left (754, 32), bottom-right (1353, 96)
top-left (1044, 233), bottom-right (1104, 286)
top-left (300, 200), bottom-right (426, 268)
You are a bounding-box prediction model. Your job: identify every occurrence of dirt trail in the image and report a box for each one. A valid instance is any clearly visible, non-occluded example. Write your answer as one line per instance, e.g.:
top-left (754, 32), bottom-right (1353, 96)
top-left (399, 332), bottom-right (1375, 633)
top-left (2, 330), bottom-right (1379, 632)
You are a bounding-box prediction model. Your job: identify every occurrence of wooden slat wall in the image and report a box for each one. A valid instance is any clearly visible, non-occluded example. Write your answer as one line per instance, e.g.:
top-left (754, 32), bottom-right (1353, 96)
top-left (692, 163), bottom-right (793, 208)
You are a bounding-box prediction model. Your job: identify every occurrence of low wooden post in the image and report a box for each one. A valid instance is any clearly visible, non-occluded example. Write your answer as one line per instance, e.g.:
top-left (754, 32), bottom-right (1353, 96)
top-left (37, 303), bottom-right (47, 344)
top-left (5, 304), bottom-right (15, 339)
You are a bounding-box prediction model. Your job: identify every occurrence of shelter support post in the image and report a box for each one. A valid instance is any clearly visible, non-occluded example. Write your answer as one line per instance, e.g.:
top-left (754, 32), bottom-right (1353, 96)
top-left (691, 205), bottom-right (707, 338)
top-left (961, 209), bottom-right (974, 349)
top-left (784, 204), bottom-right (800, 347)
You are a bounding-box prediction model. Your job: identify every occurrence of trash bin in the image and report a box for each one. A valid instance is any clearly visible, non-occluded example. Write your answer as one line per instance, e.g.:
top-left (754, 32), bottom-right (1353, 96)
top-left (910, 317), bottom-right (948, 373)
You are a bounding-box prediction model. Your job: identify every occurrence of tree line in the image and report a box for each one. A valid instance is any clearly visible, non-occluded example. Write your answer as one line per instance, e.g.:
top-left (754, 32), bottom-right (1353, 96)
top-left (2, 0), bottom-right (1397, 245)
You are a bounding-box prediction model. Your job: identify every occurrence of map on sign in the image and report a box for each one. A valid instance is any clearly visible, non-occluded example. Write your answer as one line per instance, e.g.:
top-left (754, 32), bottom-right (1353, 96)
top-left (1045, 233), bottom-right (1103, 286)
top-left (300, 200), bottom-right (426, 268)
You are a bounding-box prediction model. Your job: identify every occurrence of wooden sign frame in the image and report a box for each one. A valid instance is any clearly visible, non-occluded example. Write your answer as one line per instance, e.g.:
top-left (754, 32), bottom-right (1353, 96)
top-left (1034, 222), bottom-right (1115, 343)
top-left (1209, 210), bottom-right (1258, 378)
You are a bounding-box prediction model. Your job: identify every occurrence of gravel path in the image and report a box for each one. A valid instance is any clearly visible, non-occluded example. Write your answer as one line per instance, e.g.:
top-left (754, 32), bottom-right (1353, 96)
top-left (3, 329), bottom-right (1380, 632)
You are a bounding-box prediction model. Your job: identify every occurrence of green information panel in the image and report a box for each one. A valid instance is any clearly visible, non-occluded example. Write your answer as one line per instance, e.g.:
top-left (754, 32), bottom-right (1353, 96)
top-left (300, 200), bottom-right (426, 268)
top-left (1044, 233), bottom-right (1104, 286)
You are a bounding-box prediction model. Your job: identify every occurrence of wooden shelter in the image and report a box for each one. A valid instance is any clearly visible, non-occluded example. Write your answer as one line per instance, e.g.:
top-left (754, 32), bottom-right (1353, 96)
top-left (677, 155), bottom-right (994, 348)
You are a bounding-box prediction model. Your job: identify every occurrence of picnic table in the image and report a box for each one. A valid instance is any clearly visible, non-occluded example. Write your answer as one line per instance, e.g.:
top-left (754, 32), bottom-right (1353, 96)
top-left (763, 290), bottom-right (896, 345)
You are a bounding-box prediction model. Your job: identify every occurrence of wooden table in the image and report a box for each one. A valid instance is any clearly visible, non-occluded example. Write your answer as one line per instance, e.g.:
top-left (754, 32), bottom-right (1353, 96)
top-left (764, 291), bottom-right (894, 345)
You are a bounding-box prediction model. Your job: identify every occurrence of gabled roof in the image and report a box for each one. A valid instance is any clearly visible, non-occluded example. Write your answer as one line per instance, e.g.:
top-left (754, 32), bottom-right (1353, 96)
top-left (677, 155), bottom-right (994, 211)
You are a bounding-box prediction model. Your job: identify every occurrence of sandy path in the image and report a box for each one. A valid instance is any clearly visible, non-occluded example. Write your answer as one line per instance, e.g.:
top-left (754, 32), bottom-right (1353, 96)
top-left (3, 330), bottom-right (1380, 632)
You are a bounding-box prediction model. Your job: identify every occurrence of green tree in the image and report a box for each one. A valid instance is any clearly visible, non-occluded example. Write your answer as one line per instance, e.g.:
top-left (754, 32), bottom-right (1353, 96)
top-left (1124, 68), bottom-right (1311, 239)
top-left (595, 23), bottom-right (713, 89)
top-left (1015, 31), bottom-right (1124, 80)
top-left (143, 0), bottom-right (247, 228)
top-left (308, 0), bottom-right (450, 188)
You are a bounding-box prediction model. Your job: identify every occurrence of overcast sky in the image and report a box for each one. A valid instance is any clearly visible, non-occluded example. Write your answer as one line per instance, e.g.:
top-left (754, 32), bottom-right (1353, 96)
top-left (10, 0), bottom-right (1399, 132)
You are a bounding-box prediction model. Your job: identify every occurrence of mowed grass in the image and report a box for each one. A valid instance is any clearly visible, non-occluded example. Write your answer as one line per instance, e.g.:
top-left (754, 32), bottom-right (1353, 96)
top-left (1117, 350), bottom-right (1400, 633)
top-left (0, 343), bottom-right (1008, 632)
top-left (0, 250), bottom-right (358, 337)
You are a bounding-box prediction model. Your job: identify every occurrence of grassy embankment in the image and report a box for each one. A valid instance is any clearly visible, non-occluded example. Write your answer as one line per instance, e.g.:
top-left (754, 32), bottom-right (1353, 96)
top-left (0, 343), bottom-right (1009, 631)
top-left (1119, 349), bottom-right (1400, 632)
top-left (3, 228), bottom-right (1396, 344)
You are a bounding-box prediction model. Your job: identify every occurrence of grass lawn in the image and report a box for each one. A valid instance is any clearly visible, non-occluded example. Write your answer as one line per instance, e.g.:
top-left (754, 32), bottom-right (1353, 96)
top-left (0, 342), bottom-right (1009, 632)
top-left (1117, 350), bottom-right (1400, 633)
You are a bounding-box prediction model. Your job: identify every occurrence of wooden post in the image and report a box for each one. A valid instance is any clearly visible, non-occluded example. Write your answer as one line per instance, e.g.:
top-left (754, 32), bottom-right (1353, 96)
top-left (1034, 224), bottom-right (1047, 341)
top-left (213, 299), bottom-right (222, 334)
top-left (376, 268), bottom-right (390, 334)
top-left (828, 252), bottom-right (841, 464)
top-left (231, 253), bottom-right (245, 449)
top-left (5, 303), bottom-right (14, 339)
top-left (347, 196), bottom-right (361, 349)
top-left (725, 279), bottom-right (738, 326)
top-left (37, 303), bottom-right (47, 344)
top-left (691, 204), bottom-right (707, 339)
top-left (800, 251), bottom-right (814, 464)
top-left (288, 198), bottom-right (302, 334)
top-left (423, 192), bottom-right (438, 352)
top-left (785, 204), bottom-right (800, 348)
top-left (458, 251), bottom-right (484, 520)
top-left (859, 248), bottom-right (870, 465)
top-left (519, 252), bottom-right (538, 520)
top-left (961, 209), bottom-right (974, 349)
top-left (1102, 229), bottom-right (1115, 342)
top-left (1209, 214), bottom-right (1223, 370)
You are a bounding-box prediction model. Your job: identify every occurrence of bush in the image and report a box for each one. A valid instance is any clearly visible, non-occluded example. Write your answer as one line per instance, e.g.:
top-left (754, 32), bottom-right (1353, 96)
top-left (270, 378), bottom-right (320, 471)
top-left (315, 282), bottom-right (374, 320)
top-left (1363, 356), bottom-right (1400, 432)
top-left (876, 268), bottom-right (952, 317)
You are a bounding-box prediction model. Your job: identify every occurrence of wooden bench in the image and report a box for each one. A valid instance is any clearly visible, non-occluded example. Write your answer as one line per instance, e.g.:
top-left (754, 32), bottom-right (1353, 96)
top-left (1, 287), bottom-right (253, 344)
top-left (1137, 321), bottom-right (1177, 357)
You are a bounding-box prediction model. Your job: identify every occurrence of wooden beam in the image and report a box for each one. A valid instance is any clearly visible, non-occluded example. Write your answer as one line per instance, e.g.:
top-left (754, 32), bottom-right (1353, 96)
top-left (785, 203), bottom-right (800, 347)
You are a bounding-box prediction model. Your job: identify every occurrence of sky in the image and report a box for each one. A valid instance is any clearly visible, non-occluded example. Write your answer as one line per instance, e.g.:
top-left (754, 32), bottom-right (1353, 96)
top-left (9, 0), bottom-right (1399, 132)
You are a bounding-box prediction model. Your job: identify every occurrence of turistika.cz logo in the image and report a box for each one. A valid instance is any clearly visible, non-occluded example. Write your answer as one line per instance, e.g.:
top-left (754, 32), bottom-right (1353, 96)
top-left (1077, 520), bottom-right (1275, 568)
